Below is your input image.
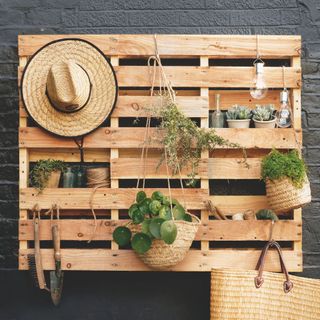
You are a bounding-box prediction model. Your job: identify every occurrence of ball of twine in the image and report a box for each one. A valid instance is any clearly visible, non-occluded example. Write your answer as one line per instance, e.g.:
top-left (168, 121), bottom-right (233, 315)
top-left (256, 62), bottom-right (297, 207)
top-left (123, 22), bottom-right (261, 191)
top-left (86, 167), bottom-right (110, 188)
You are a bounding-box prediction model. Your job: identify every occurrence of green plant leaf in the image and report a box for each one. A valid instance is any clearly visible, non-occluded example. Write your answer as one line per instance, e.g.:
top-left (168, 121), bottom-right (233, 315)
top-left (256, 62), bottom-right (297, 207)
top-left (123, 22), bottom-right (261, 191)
top-left (256, 209), bottom-right (279, 221)
top-left (139, 198), bottom-right (152, 215)
top-left (128, 204), bottom-right (140, 219)
top-left (149, 217), bottom-right (165, 239)
top-left (160, 221), bottom-right (177, 244)
top-left (149, 200), bottom-right (162, 215)
top-left (113, 226), bottom-right (132, 246)
top-left (158, 205), bottom-right (172, 220)
top-left (172, 205), bottom-right (186, 220)
top-left (151, 191), bottom-right (164, 201)
top-left (132, 210), bottom-right (145, 224)
top-left (136, 191), bottom-right (147, 203)
top-left (141, 219), bottom-right (154, 238)
top-left (183, 214), bottom-right (192, 222)
top-left (131, 233), bottom-right (152, 254)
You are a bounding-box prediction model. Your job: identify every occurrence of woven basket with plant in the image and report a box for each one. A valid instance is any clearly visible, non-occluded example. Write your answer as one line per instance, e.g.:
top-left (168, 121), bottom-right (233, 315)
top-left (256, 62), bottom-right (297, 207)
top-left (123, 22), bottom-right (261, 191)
top-left (261, 149), bottom-right (311, 213)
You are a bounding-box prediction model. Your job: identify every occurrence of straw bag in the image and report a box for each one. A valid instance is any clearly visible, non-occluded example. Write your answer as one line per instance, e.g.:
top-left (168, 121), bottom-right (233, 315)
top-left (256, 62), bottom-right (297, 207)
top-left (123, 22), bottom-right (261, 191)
top-left (266, 176), bottom-right (311, 213)
top-left (137, 214), bottom-right (200, 270)
top-left (210, 241), bottom-right (320, 320)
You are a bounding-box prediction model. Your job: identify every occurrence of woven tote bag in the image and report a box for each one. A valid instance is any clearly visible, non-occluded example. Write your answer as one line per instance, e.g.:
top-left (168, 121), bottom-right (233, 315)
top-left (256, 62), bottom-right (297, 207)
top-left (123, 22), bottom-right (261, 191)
top-left (211, 241), bottom-right (320, 320)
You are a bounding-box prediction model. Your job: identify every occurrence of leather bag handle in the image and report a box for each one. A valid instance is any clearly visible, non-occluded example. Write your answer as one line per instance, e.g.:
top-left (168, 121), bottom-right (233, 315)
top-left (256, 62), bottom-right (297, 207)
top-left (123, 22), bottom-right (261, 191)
top-left (254, 240), bottom-right (293, 293)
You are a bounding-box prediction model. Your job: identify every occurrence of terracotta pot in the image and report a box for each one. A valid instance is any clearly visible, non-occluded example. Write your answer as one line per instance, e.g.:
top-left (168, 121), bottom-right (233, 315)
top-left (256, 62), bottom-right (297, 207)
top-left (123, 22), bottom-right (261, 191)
top-left (46, 170), bottom-right (61, 188)
top-left (227, 119), bottom-right (251, 128)
top-left (253, 116), bottom-right (276, 128)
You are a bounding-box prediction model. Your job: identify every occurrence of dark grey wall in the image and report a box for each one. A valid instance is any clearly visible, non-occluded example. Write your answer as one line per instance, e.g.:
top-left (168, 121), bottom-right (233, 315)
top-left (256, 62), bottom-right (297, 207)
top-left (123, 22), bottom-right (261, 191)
top-left (0, 0), bottom-right (319, 319)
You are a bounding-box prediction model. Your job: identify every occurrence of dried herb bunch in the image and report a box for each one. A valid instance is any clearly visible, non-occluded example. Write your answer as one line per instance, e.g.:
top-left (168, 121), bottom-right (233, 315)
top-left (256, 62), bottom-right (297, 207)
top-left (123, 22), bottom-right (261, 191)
top-left (261, 149), bottom-right (307, 188)
top-left (151, 95), bottom-right (247, 186)
top-left (30, 159), bottom-right (66, 191)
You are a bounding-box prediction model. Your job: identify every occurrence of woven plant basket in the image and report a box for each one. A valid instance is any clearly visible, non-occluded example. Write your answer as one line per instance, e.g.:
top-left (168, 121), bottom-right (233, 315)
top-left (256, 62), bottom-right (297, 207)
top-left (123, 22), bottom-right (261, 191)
top-left (211, 241), bottom-right (320, 320)
top-left (133, 215), bottom-right (200, 270)
top-left (266, 176), bottom-right (311, 213)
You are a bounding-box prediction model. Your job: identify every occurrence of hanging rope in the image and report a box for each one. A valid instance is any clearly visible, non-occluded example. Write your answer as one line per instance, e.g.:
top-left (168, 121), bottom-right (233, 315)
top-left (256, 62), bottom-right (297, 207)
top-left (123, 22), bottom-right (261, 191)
top-left (135, 34), bottom-right (188, 211)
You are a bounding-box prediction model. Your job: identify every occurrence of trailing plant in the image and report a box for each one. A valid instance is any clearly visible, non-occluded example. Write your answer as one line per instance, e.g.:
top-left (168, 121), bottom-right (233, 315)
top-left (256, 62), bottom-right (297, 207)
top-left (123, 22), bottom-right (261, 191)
top-left (252, 104), bottom-right (275, 121)
top-left (256, 209), bottom-right (279, 221)
top-left (113, 190), bottom-right (191, 254)
top-left (261, 149), bottom-right (307, 188)
top-left (30, 159), bottom-right (66, 191)
top-left (226, 105), bottom-right (252, 120)
top-left (150, 96), bottom-right (248, 186)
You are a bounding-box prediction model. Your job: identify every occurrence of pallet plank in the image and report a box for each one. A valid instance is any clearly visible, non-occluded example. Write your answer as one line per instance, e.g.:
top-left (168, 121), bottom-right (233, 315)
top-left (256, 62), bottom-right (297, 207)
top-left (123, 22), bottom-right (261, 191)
top-left (18, 66), bottom-right (301, 88)
top-left (19, 188), bottom-right (208, 210)
top-left (19, 249), bottom-right (302, 272)
top-left (20, 127), bottom-right (302, 149)
top-left (19, 220), bottom-right (301, 241)
top-left (111, 158), bottom-right (261, 179)
top-left (18, 35), bottom-right (301, 58)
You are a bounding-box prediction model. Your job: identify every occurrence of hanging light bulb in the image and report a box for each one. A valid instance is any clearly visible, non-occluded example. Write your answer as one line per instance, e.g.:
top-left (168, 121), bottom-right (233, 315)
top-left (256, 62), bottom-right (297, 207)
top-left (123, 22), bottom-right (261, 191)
top-left (250, 60), bottom-right (268, 99)
top-left (276, 66), bottom-right (292, 128)
top-left (276, 88), bottom-right (292, 128)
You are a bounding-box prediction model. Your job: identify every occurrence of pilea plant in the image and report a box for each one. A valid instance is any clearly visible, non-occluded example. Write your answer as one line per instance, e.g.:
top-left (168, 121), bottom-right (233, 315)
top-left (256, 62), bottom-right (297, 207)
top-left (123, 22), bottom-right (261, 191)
top-left (113, 190), bottom-right (191, 254)
top-left (150, 96), bottom-right (248, 186)
top-left (261, 149), bottom-right (307, 188)
top-left (30, 159), bottom-right (66, 191)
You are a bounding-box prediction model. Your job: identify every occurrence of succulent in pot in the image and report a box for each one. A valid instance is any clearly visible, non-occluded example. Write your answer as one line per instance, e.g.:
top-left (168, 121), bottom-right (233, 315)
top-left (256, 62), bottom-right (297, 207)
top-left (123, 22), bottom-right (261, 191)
top-left (252, 104), bottom-right (276, 128)
top-left (226, 105), bottom-right (252, 128)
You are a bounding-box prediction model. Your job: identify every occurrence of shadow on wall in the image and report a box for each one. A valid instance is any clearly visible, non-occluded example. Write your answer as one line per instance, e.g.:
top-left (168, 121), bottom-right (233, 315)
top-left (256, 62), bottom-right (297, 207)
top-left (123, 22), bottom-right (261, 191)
top-left (0, 271), bottom-right (210, 320)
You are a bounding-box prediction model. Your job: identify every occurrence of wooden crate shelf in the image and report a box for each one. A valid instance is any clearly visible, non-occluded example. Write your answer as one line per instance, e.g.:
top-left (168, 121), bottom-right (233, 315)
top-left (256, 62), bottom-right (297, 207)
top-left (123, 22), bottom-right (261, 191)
top-left (19, 34), bottom-right (303, 272)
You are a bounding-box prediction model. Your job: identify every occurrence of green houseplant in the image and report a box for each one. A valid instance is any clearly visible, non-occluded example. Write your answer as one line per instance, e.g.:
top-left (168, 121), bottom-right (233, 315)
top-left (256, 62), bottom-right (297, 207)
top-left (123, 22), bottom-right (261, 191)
top-left (252, 104), bottom-right (276, 128)
top-left (113, 190), bottom-right (200, 269)
top-left (261, 149), bottom-right (311, 213)
top-left (226, 105), bottom-right (252, 128)
top-left (150, 96), bottom-right (247, 186)
top-left (30, 159), bottom-right (66, 191)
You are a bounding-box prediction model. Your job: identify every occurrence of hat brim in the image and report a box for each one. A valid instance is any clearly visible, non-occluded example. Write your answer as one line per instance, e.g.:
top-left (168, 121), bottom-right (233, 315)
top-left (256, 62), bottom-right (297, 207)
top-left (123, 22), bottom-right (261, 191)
top-left (21, 38), bottom-right (118, 138)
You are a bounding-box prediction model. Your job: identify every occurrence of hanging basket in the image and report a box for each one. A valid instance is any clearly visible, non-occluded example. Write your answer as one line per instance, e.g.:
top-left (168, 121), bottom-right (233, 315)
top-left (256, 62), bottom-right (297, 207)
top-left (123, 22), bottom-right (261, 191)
top-left (133, 214), bottom-right (200, 270)
top-left (266, 176), bottom-right (311, 213)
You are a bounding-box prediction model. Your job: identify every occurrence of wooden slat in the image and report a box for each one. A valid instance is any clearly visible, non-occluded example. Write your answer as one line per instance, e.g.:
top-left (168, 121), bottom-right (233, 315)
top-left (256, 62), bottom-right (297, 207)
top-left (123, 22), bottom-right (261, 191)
top-left (210, 196), bottom-right (268, 214)
top-left (111, 157), bottom-right (261, 179)
top-left (19, 219), bottom-right (301, 241)
top-left (113, 96), bottom-right (208, 118)
top-left (115, 66), bottom-right (301, 88)
top-left (20, 188), bottom-right (208, 210)
top-left (17, 66), bottom-right (301, 88)
top-left (29, 149), bottom-right (110, 162)
top-left (19, 249), bottom-right (302, 272)
top-left (210, 90), bottom-right (280, 110)
top-left (18, 35), bottom-right (301, 58)
top-left (19, 127), bottom-right (302, 149)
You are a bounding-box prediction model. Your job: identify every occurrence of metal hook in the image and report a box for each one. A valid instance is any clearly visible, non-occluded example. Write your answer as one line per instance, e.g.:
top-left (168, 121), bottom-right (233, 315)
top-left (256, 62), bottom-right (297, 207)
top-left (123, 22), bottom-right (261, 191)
top-left (268, 220), bottom-right (275, 242)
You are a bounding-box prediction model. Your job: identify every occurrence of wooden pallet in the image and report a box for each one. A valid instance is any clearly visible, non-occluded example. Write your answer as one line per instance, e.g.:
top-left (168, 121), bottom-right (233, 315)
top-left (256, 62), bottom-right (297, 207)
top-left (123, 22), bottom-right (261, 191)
top-left (18, 35), bottom-right (303, 272)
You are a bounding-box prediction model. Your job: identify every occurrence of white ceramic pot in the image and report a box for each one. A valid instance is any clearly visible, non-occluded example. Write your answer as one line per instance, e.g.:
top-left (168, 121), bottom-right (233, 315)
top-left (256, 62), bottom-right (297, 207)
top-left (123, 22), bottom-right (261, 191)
top-left (227, 119), bottom-right (251, 128)
top-left (253, 116), bottom-right (276, 128)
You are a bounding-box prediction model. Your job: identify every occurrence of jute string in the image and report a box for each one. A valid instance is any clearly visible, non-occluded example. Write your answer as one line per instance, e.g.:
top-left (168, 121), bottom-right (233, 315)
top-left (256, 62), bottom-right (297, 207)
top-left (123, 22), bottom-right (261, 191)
top-left (87, 167), bottom-right (110, 242)
top-left (136, 34), bottom-right (188, 213)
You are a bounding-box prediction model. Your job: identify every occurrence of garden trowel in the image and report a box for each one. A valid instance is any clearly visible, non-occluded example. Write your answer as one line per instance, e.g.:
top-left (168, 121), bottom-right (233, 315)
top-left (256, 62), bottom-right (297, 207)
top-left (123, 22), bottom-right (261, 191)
top-left (50, 222), bottom-right (64, 306)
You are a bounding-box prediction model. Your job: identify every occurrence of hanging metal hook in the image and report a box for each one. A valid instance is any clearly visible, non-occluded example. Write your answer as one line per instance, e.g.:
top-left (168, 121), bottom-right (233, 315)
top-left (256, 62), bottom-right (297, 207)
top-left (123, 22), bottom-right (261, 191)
top-left (268, 219), bottom-right (275, 242)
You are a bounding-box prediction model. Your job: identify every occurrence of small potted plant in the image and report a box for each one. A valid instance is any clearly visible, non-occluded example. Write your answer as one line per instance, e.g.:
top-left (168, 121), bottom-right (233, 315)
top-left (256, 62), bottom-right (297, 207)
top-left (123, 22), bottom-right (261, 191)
top-left (261, 149), bottom-right (311, 213)
top-left (30, 159), bottom-right (66, 191)
top-left (252, 104), bottom-right (276, 128)
top-left (113, 190), bottom-right (200, 270)
top-left (226, 105), bottom-right (251, 128)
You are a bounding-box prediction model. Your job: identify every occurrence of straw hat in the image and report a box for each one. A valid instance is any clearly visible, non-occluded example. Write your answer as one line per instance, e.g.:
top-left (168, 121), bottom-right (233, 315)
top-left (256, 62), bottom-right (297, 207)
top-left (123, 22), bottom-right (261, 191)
top-left (21, 38), bottom-right (118, 137)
